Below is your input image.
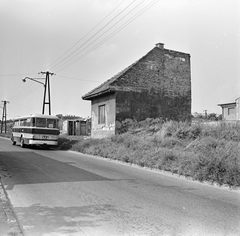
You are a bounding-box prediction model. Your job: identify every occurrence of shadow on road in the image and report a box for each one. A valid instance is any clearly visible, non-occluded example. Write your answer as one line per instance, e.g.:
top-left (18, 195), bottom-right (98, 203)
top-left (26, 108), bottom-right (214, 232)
top-left (0, 151), bottom-right (112, 190)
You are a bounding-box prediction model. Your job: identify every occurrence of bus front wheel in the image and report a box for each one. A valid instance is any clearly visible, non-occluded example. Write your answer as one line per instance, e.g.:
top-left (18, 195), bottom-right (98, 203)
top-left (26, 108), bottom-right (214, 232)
top-left (11, 136), bottom-right (16, 145)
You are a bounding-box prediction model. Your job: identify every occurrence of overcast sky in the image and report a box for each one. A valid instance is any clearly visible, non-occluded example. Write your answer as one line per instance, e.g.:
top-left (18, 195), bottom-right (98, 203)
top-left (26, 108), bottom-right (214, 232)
top-left (0, 0), bottom-right (239, 119)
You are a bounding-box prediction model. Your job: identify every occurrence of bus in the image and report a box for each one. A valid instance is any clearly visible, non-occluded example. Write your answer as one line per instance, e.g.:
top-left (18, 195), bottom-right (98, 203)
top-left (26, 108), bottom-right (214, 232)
top-left (11, 114), bottom-right (60, 148)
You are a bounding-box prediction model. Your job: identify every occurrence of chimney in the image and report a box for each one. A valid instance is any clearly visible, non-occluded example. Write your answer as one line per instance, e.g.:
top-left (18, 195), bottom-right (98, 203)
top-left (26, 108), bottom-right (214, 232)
top-left (155, 43), bottom-right (164, 49)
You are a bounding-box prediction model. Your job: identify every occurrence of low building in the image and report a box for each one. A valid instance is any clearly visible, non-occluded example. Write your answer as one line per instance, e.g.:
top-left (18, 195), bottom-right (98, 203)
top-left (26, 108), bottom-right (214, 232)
top-left (62, 119), bottom-right (91, 136)
top-left (82, 43), bottom-right (191, 138)
top-left (218, 96), bottom-right (240, 121)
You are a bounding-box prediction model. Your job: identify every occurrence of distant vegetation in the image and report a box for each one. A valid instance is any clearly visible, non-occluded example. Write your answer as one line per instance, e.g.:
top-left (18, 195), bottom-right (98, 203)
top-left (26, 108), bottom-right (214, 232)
top-left (59, 119), bottom-right (240, 188)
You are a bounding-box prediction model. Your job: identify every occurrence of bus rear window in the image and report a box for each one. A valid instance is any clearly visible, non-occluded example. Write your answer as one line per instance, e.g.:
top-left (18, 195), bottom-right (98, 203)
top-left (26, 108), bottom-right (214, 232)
top-left (47, 119), bottom-right (57, 128)
top-left (36, 118), bottom-right (46, 127)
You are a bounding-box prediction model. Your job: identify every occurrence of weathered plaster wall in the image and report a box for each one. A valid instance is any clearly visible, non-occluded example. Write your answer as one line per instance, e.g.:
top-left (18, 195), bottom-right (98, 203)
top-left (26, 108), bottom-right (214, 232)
top-left (115, 90), bottom-right (191, 123)
top-left (91, 93), bottom-right (116, 138)
top-left (113, 46), bottom-right (191, 128)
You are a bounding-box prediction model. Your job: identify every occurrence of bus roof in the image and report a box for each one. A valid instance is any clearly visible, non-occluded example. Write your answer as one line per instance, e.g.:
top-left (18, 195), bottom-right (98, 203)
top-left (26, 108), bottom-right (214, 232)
top-left (14, 114), bottom-right (59, 120)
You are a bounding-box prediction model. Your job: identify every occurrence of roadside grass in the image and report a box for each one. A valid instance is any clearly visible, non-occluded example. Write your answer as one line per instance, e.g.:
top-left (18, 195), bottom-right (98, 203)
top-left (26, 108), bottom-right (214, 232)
top-left (58, 120), bottom-right (240, 188)
top-left (2, 120), bottom-right (239, 188)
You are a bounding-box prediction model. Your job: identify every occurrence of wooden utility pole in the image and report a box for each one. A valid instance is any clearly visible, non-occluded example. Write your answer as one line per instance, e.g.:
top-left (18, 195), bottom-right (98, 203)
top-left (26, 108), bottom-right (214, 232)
top-left (1, 100), bottom-right (10, 133)
top-left (39, 71), bottom-right (54, 115)
top-left (203, 110), bottom-right (208, 119)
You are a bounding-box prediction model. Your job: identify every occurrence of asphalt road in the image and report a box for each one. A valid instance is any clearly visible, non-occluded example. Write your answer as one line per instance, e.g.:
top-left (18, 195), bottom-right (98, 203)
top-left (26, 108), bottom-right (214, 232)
top-left (0, 137), bottom-right (240, 236)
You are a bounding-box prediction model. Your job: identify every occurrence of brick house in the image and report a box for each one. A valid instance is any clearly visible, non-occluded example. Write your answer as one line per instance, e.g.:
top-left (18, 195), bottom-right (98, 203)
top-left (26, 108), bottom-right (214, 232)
top-left (218, 96), bottom-right (240, 121)
top-left (82, 43), bottom-right (191, 138)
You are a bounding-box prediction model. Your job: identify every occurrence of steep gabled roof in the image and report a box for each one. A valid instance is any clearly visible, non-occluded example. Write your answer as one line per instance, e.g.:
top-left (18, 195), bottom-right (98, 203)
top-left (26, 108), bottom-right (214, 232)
top-left (82, 57), bottom-right (141, 100)
top-left (82, 43), bottom-right (190, 100)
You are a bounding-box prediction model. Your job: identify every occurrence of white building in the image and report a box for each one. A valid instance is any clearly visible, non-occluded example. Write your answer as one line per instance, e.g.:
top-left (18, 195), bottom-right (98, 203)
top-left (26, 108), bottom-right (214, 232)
top-left (218, 96), bottom-right (240, 121)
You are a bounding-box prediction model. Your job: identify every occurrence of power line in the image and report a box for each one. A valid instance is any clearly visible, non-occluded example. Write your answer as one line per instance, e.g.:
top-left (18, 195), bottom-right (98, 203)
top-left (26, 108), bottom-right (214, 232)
top-left (55, 0), bottom-right (158, 73)
top-left (53, 0), bottom-right (145, 72)
top-left (0, 73), bottom-right (37, 77)
top-left (47, 0), bottom-right (127, 71)
top-left (8, 77), bottom-right (43, 102)
top-left (50, 0), bottom-right (138, 72)
top-left (56, 74), bottom-right (103, 82)
top-left (7, 73), bottom-right (45, 102)
top-left (8, 83), bottom-right (38, 101)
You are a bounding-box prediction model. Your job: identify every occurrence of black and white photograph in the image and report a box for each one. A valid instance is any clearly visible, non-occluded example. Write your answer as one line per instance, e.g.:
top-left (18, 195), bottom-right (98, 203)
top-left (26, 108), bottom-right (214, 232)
top-left (0, 0), bottom-right (239, 235)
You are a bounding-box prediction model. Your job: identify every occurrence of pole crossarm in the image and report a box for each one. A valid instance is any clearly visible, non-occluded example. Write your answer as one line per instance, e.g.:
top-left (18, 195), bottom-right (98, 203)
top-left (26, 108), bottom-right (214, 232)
top-left (39, 71), bottom-right (55, 76)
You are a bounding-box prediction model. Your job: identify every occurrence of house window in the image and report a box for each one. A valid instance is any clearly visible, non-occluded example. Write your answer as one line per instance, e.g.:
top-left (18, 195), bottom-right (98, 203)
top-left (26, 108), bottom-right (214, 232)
top-left (98, 105), bottom-right (106, 124)
top-left (228, 108), bottom-right (235, 115)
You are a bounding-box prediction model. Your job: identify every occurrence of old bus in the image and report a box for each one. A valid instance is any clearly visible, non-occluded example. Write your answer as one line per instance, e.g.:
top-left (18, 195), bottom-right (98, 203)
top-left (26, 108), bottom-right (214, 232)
top-left (11, 114), bottom-right (60, 148)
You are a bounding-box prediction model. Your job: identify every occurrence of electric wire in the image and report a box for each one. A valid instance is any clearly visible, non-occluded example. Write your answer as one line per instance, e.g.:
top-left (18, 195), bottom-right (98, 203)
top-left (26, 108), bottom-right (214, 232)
top-left (0, 73), bottom-right (37, 77)
top-left (55, 0), bottom-right (158, 73)
top-left (47, 0), bottom-right (127, 71)
top-left (9, 83), bottom-right (40, 102)
top-left (3, 0), bottom-right (158, 108)
top-left (56, 74), bottom-right (103, 82)
top-left (8, 82), bottom-right (35, 100)
top-left (52, 0), bottom-right (145, 72)
top-left (49, 0), bottom-right (137, 72)
top-left (7, 73), bottom-right (45, 102)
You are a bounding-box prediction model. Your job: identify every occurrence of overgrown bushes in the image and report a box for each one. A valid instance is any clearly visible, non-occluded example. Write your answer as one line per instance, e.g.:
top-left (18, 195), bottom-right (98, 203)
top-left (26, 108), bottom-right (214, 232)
top-left (59, 119), bottom-right (240, 188)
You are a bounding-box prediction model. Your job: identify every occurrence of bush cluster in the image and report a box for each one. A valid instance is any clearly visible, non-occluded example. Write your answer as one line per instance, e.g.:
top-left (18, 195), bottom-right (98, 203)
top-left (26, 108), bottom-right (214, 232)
top-left (59, 120), bottom-right (240, 188)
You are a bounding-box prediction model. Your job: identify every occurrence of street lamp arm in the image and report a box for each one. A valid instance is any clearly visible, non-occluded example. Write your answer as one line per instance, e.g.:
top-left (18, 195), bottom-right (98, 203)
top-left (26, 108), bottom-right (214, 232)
top-left (23, 77), bottom-right (45, 86)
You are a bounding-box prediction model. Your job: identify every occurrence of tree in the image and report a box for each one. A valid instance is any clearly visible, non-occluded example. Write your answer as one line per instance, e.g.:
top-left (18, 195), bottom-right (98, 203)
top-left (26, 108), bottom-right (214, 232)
top-left (207, 113), bottom-right (217, 121)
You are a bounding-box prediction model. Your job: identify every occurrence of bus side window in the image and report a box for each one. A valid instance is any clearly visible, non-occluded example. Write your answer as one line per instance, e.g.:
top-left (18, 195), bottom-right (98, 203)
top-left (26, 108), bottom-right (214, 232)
top-left (32, 118), bottom-right (36, 127)
top-left (23, 119), bottom-right (28, 126)
top-left (26, 118), bottom-right (31, 127)
top-left (13, 120), bottom-right (19, 127)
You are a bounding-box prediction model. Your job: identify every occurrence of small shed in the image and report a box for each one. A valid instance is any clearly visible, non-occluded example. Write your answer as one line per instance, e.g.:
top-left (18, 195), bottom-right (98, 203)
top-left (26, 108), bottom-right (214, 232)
top-left (62, 119), bottom-right (91, 136)
top-left (218, 96), bottom-right (240, 121)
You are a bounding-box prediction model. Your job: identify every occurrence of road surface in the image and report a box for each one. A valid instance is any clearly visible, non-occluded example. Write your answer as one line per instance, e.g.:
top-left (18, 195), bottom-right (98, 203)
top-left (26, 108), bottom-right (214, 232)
top-left (0, 137), bottom-right (240, 236)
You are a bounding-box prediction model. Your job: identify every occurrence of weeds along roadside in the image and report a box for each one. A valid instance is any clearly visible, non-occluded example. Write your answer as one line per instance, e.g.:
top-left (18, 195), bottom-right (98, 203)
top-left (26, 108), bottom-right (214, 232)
top-left (60, 120), bottom-right (240, 188)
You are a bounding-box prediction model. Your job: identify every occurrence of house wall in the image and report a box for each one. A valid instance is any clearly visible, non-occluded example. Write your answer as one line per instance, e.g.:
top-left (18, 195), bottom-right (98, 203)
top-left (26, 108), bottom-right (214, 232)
top-left (115, 90), bottom-right (190, 123)
top-left (91, 93), bottom-right (116, 138)
top-left (62, 120), bottom-right (68, 134)
top-left (236, 98), bottom-right (240, 120)
top-left (112, 46), bottom-right (191, 127)
top-left (222, 104), bottom-right (236, 121)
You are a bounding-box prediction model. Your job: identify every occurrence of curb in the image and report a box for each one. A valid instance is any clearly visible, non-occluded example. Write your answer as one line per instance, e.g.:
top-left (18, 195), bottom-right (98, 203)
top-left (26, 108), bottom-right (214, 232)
top-left (0, 177), bottom-right (23, 236)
